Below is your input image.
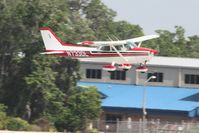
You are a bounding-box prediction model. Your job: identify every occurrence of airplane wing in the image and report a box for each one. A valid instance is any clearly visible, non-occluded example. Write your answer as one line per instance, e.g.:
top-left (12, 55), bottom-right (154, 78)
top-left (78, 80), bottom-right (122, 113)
top-left (77, 35), bottom-right (159, 46)
top-left (126, 35), bottom-right (159, 43)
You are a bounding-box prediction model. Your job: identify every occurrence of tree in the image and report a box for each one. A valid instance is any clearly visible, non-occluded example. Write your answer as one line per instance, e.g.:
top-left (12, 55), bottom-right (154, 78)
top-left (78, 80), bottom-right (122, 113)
top-left (55, 86), bottom-right (101, 132)
top-left (25, 55), bottom-right (65, 121)
top-left (83, 0), bottom-right (116, 39)
top-left (0, 0), bottom-right (72, 118)
top-left (108, 21), bottom-right (143, 40)
top-left (62, 10), bottom-right (96, 44)
top-left (173, 26), bottom-right (186, 56)
top-left (0, 1), bottom-right (102, 131)
top-left (145, 26), bottom-right (187, 57)
top-left (54, 57), bottom-right (81, 94)
top-left (0, 104), bottom-right (31, 131)
top-left (0, 104), bottom-right (8, 129)
top-left (186, 35), bottom-right (199, 58)
top-left (145, 29), bottom-right (173, 56)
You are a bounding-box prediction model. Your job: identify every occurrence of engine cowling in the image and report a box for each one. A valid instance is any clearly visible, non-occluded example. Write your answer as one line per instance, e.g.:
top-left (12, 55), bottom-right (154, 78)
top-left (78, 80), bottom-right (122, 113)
top-left (131, 47), bottom-right (158, 55)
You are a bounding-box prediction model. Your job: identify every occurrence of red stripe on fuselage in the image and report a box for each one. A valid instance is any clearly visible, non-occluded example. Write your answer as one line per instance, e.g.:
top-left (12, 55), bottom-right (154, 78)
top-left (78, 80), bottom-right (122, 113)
top-left (86, 52), bottom-right (149, 57)
top-left (47, 50), bottom-right (149, 57)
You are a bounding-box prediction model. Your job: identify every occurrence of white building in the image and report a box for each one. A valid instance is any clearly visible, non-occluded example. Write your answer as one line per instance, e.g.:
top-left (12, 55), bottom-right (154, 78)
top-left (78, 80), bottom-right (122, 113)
top-left (80, 56), bottom-right (199, 88)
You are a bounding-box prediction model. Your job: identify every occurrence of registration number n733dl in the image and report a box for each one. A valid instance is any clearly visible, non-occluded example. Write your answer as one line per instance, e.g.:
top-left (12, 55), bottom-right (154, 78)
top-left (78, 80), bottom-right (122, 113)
top-left (66, 51), bottom-right (88, 57)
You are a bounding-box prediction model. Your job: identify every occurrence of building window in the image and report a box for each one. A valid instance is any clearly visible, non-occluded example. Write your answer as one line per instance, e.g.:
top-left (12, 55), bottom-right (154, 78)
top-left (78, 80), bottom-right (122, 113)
top-left (147, 72), bottom-right (163, 82)
top-left (185, 74), bottom-right (199, 84)
top-left (110, 70), bottom-right (126, 80)
top-left (86, 69), bottom-right (101, 79)
top-left (106, 114), bottom-right (122, 124)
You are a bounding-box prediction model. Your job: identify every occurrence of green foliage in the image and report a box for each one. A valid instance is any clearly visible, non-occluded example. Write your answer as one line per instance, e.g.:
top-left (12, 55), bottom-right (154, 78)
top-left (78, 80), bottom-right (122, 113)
top-left (0, 104), bottom-right (32, 131)
top-left (55, 86), bottom-right (101, 132)
top-left (186, 35), bottom-right (199, 58)
top-left (85, 128), bottom-right (99, 133)
top-left (0, 104), bottom-right (8, 129)
top-left (67, 86), bottom-right (101, 122)
top-left (108, 21), bottom-right (143, 40)
top-left (6, 117), bottom-right (31, 131)
top-left (25, 55), bottom-right (65, 121)
top-left (0, 0), bottom-right (69, 117)
top-left (54, 57), bottom-right (81, 93)
top-left (1, 0), bottom-right (104, 130)
top-left (144, 26), bottom-right (199, 57)
top-left (83, 0), bottom-right (116, 39)
top-left (84, 0), bottom-right (116, 28)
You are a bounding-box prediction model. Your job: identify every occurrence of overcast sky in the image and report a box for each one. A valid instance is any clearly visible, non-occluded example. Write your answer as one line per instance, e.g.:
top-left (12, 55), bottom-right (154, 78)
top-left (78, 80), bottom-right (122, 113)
top-left (101, 0), bottom-right (199, 36)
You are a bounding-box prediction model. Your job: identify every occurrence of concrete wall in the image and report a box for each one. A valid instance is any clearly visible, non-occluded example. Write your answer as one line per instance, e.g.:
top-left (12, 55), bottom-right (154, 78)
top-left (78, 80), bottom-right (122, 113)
top-left (80, 62), bottom-right (137, 84)
top-left (80, 62), bottom-right (199, 88)
top-left (136, 66), bottom-right (179, 87)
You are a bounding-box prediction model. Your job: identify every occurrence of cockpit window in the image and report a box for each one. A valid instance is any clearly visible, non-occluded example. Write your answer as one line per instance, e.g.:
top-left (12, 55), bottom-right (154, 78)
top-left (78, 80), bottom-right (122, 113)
top-left (98, 42), bottom-right (137, 52)
top-left (124, 42), bottom-right (137, 49)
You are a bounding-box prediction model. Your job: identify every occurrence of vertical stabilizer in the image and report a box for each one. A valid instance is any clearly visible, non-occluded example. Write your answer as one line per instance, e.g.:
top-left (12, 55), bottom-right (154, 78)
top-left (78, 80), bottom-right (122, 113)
top-left (40, 28), bottom-right (63, 50)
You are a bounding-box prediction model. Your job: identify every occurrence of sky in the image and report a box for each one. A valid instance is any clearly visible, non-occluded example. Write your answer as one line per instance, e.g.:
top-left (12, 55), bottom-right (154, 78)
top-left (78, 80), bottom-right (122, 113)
top-left (101, 0), bottom-right (199, 36)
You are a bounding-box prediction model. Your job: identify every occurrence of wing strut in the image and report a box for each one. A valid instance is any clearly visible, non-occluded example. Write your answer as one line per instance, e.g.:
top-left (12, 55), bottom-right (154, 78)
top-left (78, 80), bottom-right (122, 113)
top-left (138, 42), bottom-right (142, 47)
top-left (110, 43), bottom-right (129, 63)
top-left (107, 35), bottom-right (129, 63)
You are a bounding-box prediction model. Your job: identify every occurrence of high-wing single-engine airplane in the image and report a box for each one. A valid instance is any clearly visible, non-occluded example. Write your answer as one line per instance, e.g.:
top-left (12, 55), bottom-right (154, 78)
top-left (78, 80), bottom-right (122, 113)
top-left (40, 28), bottom-right (159, 72)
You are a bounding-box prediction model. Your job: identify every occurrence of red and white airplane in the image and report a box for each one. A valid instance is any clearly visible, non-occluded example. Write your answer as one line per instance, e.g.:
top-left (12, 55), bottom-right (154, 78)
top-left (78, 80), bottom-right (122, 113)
top-left (40, 28), bottom-right (159, 72)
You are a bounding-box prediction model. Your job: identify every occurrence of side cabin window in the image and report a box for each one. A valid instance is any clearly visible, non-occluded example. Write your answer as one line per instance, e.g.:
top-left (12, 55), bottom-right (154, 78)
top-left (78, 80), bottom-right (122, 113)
top-left (98, 42), bottom-right (137, 52)
top-left (100, 45), bottom-right (126, 52)
top-left (114, 45), bottom-right (123, 51)
top-left (100, 46), bottom-right (111, 51)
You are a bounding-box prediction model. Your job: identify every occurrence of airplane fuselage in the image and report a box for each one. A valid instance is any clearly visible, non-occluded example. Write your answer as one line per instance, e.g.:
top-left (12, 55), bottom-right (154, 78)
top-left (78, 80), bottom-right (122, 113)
top-left (39, 27), bottom-right (159, 71)
top-left (45, 48), bottom-right (153, 64)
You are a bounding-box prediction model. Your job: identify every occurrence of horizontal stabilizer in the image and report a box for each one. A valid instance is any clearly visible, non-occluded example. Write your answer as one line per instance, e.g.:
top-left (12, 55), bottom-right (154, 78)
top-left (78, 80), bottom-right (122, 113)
top-left (40, 51), bottom-right (65, 55)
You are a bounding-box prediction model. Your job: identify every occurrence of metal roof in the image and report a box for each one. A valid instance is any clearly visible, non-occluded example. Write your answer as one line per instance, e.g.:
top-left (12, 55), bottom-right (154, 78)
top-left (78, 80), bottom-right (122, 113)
top-left (78, 82), bottom-right (199, 116)
top-left (80, 56), bottom-right (199, 69)
top-left (148, 56), bottom-right (199, 68)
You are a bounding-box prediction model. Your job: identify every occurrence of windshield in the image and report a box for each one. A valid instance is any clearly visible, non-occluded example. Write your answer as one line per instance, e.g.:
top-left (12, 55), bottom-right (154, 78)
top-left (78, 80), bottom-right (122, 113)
top-left (124, 42), bottom-right (137, 49)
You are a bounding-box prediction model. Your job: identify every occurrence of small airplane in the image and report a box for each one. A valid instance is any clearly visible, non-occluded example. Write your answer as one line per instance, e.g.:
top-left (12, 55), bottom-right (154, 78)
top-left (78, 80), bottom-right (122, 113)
top-left (40, 27), bottom-right (159, 72)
